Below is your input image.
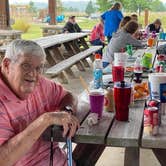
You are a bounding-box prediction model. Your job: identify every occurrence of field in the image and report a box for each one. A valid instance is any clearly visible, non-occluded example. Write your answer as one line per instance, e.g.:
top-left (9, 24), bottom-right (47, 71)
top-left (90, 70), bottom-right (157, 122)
top-left (22, 12), bottom-right (166, 40)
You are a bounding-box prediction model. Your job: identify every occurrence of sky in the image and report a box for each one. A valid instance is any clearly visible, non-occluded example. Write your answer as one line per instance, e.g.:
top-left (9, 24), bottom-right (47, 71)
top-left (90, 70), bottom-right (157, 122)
top-left (9, 0), bottom-right (165, 3)
top-left (10, 0), bottom-right (89, 3)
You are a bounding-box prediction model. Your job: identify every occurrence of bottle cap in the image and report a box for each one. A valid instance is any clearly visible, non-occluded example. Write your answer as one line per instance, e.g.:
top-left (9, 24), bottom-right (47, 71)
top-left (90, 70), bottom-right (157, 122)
top-left (95, 54), bottom-right (101, 59)
top-left (121, 81), bottom-right (125, 88)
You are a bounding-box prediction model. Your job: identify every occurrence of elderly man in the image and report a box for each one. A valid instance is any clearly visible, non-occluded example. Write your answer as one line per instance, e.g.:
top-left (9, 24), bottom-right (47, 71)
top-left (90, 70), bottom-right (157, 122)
top-left (0, 39), bottom-right (79, 166)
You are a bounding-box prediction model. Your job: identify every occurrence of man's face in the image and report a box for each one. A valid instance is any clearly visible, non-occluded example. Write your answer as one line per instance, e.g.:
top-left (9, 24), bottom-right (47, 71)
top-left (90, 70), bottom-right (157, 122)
top-left (3, 54), bottom-right (44, 99)
top-left (69, 17), bottom-right (75, 24)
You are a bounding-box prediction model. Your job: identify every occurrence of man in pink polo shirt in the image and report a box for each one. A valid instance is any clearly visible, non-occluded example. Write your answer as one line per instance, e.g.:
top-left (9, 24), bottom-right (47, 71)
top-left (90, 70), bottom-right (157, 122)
top-left (0, 39), bottom-right (79, 166)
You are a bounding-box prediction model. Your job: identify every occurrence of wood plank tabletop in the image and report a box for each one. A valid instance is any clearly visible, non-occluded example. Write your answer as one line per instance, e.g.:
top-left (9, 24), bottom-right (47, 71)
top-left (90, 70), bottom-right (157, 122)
top-left (107, 101), bottom-right (145, 147)
top-left (73, 111), bottom-right (114, 145)
top-left (34, 33), bottom-right (89, 49)
top-left (142, 115), bottom-right (166, 149)
top-left (0, 33), bottom-right (89, 52)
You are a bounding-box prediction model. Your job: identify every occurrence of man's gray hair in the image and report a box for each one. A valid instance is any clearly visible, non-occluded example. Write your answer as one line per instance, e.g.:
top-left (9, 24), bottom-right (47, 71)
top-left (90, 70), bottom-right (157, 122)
top-left (5, 39), bottom-right (46, 61)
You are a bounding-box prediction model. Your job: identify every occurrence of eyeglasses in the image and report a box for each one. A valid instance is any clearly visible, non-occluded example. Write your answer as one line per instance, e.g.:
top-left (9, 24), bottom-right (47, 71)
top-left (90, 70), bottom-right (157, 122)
top-left (21, 63), bottom-right (44, 74)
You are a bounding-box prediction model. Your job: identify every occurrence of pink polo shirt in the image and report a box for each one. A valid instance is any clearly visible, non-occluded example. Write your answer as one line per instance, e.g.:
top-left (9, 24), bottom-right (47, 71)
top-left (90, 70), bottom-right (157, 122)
top-left (0, 71), bottom-right (70, 166)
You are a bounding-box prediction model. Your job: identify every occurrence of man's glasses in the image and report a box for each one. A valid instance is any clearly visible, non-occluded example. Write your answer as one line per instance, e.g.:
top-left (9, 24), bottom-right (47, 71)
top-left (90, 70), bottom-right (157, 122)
top-left (21, 63), bottom-right (44, 74)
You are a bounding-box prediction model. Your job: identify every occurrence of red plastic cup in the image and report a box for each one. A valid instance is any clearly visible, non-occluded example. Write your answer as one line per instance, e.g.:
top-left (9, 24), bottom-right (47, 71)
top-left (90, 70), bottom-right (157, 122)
top-left (114, 82), bottom-right (131, 121)
top-left (89, 90), bottom-right (104, 118)
top-left (112, 66), bottom-right (124, 82)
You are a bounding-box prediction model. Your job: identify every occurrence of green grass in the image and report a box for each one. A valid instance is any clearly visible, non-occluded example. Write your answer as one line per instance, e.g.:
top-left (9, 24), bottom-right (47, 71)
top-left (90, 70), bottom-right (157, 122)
top-left (22, 12), bottom-right (166, 40)
top-left (22, 23), bottom-right (43, 40)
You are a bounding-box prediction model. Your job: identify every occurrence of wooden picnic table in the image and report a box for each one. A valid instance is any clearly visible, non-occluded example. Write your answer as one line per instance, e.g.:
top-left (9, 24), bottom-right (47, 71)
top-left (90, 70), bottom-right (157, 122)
top-left (43, 92), bottom-right (145, 166)
top-left (42, 39), bottom-right (166, 166)
top-left (0, 29), bottom-right (22, 46)
top-left (41, 25), bottom-right (63, 36)
top-left (73, 92), bottom-right (145, 166)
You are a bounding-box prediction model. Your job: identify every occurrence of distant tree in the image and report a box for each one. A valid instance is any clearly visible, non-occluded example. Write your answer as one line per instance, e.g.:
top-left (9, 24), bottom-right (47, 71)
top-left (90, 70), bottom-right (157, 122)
top-left (150, 0), bottom-right (166, 11)
top-left (123, 0), bottom-right (154, 15)
top-left (96, 0), bottom-right (125, 12)
top-left (28, 1), bottom-right (37, 14)
top-left (68, 6), bottom-right (79, 12)
top-left (85, 1), bottom-right (95, 16)
top-left (96, 0), bottom-right (112, 12)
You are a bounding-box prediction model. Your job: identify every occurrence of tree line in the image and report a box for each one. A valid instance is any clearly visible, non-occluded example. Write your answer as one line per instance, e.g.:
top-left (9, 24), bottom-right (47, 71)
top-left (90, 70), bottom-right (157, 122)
top-left (85, 0), bottom-right (166, 16)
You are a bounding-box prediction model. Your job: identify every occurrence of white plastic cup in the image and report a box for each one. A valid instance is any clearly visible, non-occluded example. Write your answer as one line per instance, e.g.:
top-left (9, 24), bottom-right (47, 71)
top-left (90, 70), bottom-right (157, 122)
top-left (149, 73), bottom-right (166, 99)
top-left (114, 52), bottom-right (128, 66)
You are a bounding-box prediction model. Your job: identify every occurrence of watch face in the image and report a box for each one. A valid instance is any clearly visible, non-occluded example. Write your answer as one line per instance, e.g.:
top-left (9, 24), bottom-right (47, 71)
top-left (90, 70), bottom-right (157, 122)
top-left (64, 106), bottom-right (73, 114)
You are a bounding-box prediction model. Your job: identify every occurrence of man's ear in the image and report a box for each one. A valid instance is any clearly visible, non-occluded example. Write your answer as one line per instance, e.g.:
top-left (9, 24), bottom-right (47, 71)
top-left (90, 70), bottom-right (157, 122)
top-left (2, 58), bottom-right (11, 73)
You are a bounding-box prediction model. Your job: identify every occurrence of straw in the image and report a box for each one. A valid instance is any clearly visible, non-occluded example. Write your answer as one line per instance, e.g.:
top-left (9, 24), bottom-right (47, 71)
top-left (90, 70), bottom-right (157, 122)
top-left (79, 76), bottom-right (90, 94)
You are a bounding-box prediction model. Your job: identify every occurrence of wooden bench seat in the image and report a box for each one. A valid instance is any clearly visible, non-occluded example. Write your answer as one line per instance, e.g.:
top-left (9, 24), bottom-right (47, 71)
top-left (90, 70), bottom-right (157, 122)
top-left (45, 45), bottom-right (102, 83)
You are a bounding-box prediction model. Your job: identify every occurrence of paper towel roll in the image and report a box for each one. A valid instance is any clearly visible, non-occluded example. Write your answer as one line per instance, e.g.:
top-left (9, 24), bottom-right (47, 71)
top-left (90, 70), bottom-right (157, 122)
top-left (149, 73), bottom-right (166, 99)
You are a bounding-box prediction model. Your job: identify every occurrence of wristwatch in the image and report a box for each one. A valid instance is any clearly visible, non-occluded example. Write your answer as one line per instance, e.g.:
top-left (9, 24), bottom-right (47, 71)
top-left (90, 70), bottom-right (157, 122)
top-left (64, 105), bottom-right (74, 114)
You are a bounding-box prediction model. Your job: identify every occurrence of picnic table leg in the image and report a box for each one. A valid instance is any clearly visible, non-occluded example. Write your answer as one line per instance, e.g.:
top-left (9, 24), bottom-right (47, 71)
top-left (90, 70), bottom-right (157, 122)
top-left (57, 72), bottom-right (69, 84)
top-left (73, 143), bottom-right (106, 166)
top-left (79, 37), bottom-right (89, 49)
top-left (124, 147), bottom-right (139, 166)
top-left (152, 148), bottom-right (166, 166)
top-left (90, 54), bottom-right (95, 62)
top-left (51, 46), bottom-right (76, 79)
top-left (63, 42), bottom-right (85, 71)
top-left (70, 41), bottom-right (90, 68)
top-left (52, 45), bottom-right (65, 62)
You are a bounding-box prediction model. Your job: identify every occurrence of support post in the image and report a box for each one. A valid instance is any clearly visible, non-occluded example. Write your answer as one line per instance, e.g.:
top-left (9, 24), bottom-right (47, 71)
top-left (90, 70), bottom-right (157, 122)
top-left (144, 9), bottom-right (149, 27)
top-left (48, 0), bottom-right (56, 25)
top-left (0, 0), bottom-right (10, 29)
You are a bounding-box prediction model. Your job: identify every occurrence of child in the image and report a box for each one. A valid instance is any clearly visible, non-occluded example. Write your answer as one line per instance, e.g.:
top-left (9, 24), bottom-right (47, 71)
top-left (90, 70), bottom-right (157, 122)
top-left (90, 19), bottom-right (105, 55)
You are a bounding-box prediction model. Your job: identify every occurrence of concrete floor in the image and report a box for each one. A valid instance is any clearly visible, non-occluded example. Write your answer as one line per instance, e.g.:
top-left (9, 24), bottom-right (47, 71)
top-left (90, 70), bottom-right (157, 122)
top-left (52, 59), bottom-right (161, 166)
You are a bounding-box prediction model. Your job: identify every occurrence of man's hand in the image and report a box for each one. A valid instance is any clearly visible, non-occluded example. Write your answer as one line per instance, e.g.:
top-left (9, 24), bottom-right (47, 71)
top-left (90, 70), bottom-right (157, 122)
top-left (47, 111), bottom-right (80, 138)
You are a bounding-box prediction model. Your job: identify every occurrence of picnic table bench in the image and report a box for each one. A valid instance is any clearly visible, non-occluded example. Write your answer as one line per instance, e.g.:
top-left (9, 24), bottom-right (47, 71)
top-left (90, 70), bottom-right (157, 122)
top-left (0, 33), bottom-right (102, 83)
top-left (45, 45), bottom-right (102, 80)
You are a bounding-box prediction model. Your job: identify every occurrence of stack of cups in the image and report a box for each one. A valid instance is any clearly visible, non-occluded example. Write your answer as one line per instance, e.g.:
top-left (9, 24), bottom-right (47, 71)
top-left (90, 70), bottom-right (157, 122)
top-left (149, 73), bottom-right (166, 121)
top-left (149, 73), bottom-right (166, 100)
top-left (112, 52), bottom-right (128, 82)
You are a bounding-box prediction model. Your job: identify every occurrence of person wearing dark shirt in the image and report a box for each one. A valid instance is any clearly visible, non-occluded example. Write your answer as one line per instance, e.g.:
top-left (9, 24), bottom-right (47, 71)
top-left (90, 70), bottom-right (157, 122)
top-left (63, 16), bottom-right (82, 33)
top-left (146, 19), bottom-right (163, 33)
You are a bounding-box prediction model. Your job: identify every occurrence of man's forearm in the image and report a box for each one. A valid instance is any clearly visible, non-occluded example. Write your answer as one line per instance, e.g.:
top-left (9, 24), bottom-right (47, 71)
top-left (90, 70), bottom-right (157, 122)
top-left (59, 92), bottom-right (78, 114)
top-left (0, 113), bottom-right (50, 166)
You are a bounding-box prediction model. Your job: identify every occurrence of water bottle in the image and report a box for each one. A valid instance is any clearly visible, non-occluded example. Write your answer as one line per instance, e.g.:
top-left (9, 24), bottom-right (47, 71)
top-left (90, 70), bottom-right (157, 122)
top-left (134, 56), bottom-right (143, 83)
top-left (93, 54), bottom-right (103, 89)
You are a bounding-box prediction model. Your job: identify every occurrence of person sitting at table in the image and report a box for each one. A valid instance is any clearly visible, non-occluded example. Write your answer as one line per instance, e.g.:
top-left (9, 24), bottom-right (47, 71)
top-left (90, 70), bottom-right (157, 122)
top-left (0, 39), bottom-right (80, 166)
top-left (119, 16), bottom-right (131, 29)
top-left (63, 16), bottom-right (82, 33)
top-left (102, 20), bottom-right (144, 68)
top-left (131, 14), bottom-right (138, 22)
top-left (90, 19), bottom-right (105, 56)
top-left (145, 18), bottom-right (163, 33)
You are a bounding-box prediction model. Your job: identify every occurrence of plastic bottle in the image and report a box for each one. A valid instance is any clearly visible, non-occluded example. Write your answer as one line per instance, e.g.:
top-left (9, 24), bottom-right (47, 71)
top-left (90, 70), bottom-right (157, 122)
top-left (134, 56), bottom-right (143, 83)
top-left (93, 54), bottom-right (103, 89)
top-left (104, 87), bottom-right (115, 112)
